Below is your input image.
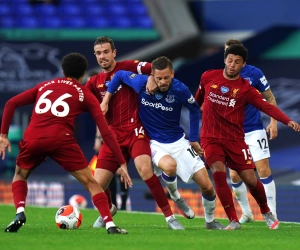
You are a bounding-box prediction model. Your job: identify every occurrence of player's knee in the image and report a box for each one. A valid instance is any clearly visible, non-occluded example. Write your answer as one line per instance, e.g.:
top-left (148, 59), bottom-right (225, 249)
top-left (137, 165), bottom-right (154, 180)
top-left (229, 170), bottom-right (240, 183)
top-left (257, 167), bottom-right (271, 178)
top-left (158, 156), bottom-right (177, 176)
top-left (201, 185), bottom-right (215, 196)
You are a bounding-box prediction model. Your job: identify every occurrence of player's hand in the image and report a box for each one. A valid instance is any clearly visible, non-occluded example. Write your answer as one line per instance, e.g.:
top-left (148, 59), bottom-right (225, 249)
top-left (100, 102), bottom-right (108, 115)
top-left (266, 120), bottom-right (278, 140)
top-left (146, 75), bottom-right (158, 95)
top-left (190, 141), bottom-right (204, 157)
top-left (0, 137), bottom-right (11, 160)
top-left (287, 121), bottom-right (300, 132)
top-left (118, 163), bottom-right (133, 189)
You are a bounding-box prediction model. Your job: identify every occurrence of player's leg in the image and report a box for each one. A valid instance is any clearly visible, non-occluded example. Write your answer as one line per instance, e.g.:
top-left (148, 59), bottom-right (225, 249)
top-left (247, 129), bottom-right (276, 218)
top-left (132, 140), bottom-right (184, 230)
top-left (192, 168), bottom-right (225, 229)
top-left (5, 165), bottom-right (31, 232)
top-left (150, 139), bottom-right (193, 220)
top-left (5, 139), bottom-right (44, 233)
top-left (71, 166), bottom-right (127, 234)
top-left (92, 161), bottom-right (118, 228)
top-left (201, 138), bottom-right (240, 229)
top-left (238, 169), bottom-right (278, 229)
top-left (229, 168), bottom-right (253, 223)
top-left (255, 158), bottom-right (276, 218)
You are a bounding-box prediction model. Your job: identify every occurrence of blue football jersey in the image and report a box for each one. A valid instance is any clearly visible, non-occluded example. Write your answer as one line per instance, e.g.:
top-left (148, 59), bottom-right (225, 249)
top-left (241, 65), bottom-right (270, 133)
top-left (107, 70), bottom-right (200, 143)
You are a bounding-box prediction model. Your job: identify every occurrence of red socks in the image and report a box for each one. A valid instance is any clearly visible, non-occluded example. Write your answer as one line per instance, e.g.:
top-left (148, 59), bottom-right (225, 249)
top-left (145, 174), bottom-right (173, 217)
top-left (213, 171), bottom-right (239, 222)
top-left (92, 192), bottom-right (113, 224)
top-left (12, 180), bottom-right (28, 210)
top-left (247, 179), bottom-right (269, 214)
top-left (104, 188), bottom-right (112, 209)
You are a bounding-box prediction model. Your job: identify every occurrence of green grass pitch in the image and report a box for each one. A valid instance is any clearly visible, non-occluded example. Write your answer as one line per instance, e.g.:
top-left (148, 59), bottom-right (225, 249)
top-left (1, 204), bottom-right (299, 250)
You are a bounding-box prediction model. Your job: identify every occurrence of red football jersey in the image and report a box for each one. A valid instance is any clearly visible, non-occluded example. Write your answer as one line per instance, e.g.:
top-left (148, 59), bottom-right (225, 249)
top-left (1, 77), bottom-right (125, 164)
top-left (195, 69), bottom-right (290, 141)
top-left (85, 60), bottom-right (151, 128)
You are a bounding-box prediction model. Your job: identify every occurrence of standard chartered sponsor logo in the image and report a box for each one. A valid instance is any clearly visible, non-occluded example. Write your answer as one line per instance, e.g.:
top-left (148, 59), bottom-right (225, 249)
top-left (141, 98), bottom-right (173, 111)
top-left (209, 92), bottom-right (230, 101)
top-left (207, 91), bottom-right (236, 107)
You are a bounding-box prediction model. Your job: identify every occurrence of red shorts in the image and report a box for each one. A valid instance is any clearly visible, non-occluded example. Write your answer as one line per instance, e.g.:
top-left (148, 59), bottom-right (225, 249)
top-left (201, 137), bottom-right (255, 172)
top-left (97, 123), bottom-right (151, 173)
top-left (17, 137), bottom-right (88, 172)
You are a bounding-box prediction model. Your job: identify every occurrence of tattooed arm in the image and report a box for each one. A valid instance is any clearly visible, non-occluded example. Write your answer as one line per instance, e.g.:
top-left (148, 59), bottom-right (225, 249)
top-left (262, 88), bottom-right (278, 140)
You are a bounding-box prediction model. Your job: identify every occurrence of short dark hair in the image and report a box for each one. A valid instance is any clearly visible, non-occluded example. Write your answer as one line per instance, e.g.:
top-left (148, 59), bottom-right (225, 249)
top-left (225, 39), bottom-right (243, 47)
top-left (151, 56), bottom-right (173, 72)
top-left (94, 36), bottom-right (116, 51)
top-left (61, 53), bottom-right (88, 79)
top-left (224, 44), bottom-right (248, 62)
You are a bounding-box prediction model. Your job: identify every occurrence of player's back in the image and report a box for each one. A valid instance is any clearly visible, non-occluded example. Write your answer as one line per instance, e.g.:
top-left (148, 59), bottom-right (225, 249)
top-left (25, 78), bottom-right (89, 139)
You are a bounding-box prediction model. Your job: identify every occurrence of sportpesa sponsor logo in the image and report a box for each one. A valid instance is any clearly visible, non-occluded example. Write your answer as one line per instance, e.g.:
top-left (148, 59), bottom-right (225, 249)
top-left (141, 98), bottom-right (173, 111)
top-left (207, 92), bottom-right (236, 107)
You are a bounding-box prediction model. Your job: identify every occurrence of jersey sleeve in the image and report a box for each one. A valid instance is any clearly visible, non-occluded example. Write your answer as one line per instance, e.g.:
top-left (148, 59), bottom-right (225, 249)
top-left (195, 74), bottom-right (206, 107)
top-left (246, 87), bottom-right (290, 125)
top-left (122, 60), bottom-right (152, 75)
top-left (180, 84), bottom-right (200, 142)
top-left (1, 87), bottom-right (38, 134)
top-left (252, 68), bottom-right (270, 92)
top-left (107, 70), bottom-right (145, 94)
top-left (82, 90), bottom-right (126, 165)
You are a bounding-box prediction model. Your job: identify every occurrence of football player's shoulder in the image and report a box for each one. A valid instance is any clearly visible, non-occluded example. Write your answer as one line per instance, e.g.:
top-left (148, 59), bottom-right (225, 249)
top-left (201, 69), bottom-right (222, 84)
top-left (89, 74), bottom-right (99, 82)
top-left (172, 78), bottom-right (188, 91)
top-left (203, 69), bottom-right (222, 77)
top-left (243, 64), bottom-right (262, 76)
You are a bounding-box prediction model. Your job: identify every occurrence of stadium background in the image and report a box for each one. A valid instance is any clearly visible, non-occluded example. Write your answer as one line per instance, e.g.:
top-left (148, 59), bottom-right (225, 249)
top-left (0, 0), bottom-right (299, 222)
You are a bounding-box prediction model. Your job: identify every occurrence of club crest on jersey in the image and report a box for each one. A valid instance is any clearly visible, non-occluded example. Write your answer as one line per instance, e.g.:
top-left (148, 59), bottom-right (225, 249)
top-left (221, 86), bottom-right (229, 93)
top-left (231, 88), bottom-right (239, 98)
top-left (165, 95), bottom-right (175, 103)
top-left (155, 92), bottom-right (163, 100)
top-left (130, 73), bottom-right (137, 79)
top-left (210, 84), bottom-right (218, 89)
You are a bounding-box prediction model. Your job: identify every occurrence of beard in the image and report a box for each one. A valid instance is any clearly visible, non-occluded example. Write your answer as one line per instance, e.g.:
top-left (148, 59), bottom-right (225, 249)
top-left (224, 66), bottom-right (240, 79)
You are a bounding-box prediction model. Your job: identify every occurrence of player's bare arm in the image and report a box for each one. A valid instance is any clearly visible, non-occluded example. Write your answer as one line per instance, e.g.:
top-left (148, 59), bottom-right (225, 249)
top-left (190, 141), bottom-right (204, 157)
top-left (287, 121), bottom-right (300, 132)
top-left (146, 75), bottom-right (158, 95)
top-left (0, 134), bottom-right (11, 160)
top-left (263, 88), bottom-right (278, 139)
top-left (100, 92), bottom-right (113, 115)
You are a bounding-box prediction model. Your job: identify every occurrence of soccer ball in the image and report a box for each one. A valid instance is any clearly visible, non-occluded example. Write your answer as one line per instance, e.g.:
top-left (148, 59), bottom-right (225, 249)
top-left (69, 194), bottom-right (87, 209)
top-left (55, 205), bottom-right (82, 229)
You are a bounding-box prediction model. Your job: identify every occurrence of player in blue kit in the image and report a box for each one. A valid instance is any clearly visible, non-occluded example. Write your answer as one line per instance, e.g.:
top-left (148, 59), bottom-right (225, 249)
top-left (101, 56), bottom-right (225, 229)
top-left (225, 39), bottom-right (278, 223)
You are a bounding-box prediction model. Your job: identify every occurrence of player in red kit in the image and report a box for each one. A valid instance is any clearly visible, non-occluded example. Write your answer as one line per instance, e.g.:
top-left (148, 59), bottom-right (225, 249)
top-left (86, 36), bottom-right (185, 230)
top-left (195, 44), bottom-right (300, 230)
top-left (0, 53), bottom-right (131, 234)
